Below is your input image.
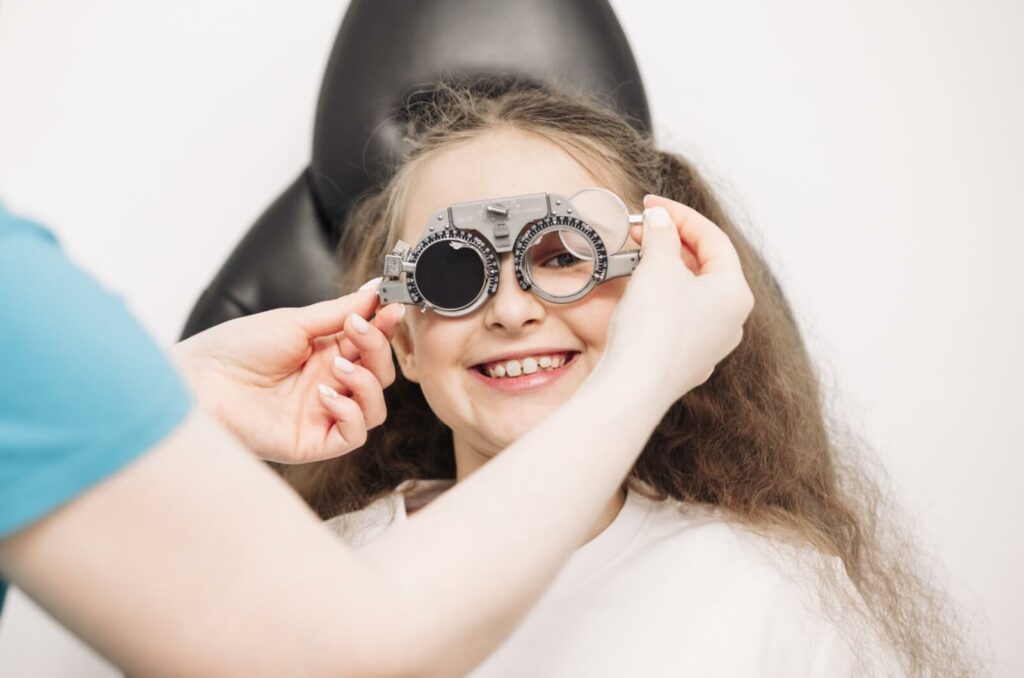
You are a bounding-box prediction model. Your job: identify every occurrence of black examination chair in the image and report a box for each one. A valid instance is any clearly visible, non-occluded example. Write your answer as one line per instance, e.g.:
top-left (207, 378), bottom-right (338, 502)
top-left (181, 0), bottom-right (652, 339)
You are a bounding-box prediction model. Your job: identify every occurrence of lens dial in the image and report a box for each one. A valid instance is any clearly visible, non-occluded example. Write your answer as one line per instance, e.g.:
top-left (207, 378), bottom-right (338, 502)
top-left (407, 229), bottom-right (498, 314)
top-left (514, 215), bottom-right (608, 303)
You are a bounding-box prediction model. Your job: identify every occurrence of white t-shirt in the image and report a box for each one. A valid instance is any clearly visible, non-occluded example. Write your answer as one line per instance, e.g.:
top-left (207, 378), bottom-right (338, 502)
top-left (326, 481), bottom-right (899, 677)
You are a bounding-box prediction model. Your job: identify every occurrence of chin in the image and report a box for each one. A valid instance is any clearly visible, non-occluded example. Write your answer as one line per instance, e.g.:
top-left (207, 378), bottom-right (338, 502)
top-left (482, 401), bottom-right (562, 449)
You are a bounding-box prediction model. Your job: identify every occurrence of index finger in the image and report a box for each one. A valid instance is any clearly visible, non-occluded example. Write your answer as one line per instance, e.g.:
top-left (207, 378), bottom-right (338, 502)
top-left (336, 302), bottom-right (404, 362)
top-left (291, 288), bottom-right (380, 338)
top-left (643, 195), bottom-right (743, 276)
top-left (341, 312), bottom-right (397, 388)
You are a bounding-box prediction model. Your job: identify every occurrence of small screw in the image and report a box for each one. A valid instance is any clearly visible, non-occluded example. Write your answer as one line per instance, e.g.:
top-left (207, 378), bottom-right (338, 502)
top-left (437, 214), bottom-right (443, 221)
top-left (555, 199), bottom-right (562, 205)
top-left (567, 208), bottom-right (573, 214)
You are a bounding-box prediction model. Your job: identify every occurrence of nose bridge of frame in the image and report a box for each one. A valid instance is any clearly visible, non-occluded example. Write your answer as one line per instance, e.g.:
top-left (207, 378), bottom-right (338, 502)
top-left (445, 192), bottom-right (567, 251)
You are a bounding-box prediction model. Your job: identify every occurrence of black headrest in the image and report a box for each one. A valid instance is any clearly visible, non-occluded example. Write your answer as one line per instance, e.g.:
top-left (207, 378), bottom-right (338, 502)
top-left (310, 0), bottom-right (651, 235)
top-left (182, 0), bottom-right (650, 339)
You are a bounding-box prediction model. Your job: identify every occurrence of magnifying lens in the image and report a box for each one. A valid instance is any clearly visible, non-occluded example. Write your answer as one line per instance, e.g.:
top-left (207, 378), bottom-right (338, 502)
top-left (560, 187), bottom-right (641, 259)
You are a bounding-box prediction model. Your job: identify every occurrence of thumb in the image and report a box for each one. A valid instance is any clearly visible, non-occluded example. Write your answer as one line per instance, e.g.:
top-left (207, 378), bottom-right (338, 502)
top-left (640, 206), bottom-right (684, 262)
top-left (371, 302), bottom-right (405, 341)
top-left (290, 289), bottom-right (380, 337)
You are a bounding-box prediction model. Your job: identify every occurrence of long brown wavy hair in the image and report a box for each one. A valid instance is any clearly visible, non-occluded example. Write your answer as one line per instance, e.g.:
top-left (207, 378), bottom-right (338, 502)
top-left (285, 80), bottom-right (978, 676)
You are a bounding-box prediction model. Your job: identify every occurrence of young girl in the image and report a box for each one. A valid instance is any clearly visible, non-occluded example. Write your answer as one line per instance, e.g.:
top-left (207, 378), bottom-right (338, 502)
top-left (286, 82), bottom-right (975, 676)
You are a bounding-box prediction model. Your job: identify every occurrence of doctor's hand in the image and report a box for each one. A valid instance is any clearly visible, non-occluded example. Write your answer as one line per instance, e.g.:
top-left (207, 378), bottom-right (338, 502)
top-left (601, 194), bottom-right (755, 408)
top-left (172, 286), bottom-right (403, 463)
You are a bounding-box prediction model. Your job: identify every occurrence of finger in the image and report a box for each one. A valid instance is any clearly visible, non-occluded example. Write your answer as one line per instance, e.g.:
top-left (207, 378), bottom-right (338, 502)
top-left (291, 289), bottom-right (380, 338)
top-left (316, 384), bottom-right (369, 457)
top-left (639, 206), bottom-right (687, 267)
top-left (343, 311), bottom-right (397, 388)
top-left (333, 356), bottom-right (388, 428)
top-left (333, 302), bottom-right (405, 364)
top-left (358, 276), bottom-right (384, 293)
top-left (629, 221), bottom-right (700, 275)
top-left (371, 303), bottom-right (405, 342)
top-left (643, 194), bottom-right (743, 276)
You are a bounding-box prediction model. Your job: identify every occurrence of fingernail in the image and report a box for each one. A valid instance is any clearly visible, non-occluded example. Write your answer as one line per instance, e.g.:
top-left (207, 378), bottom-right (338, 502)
top-left (644, 193), bottom-right (656, 201)
top-left (645, 206), bottom-right (672, 229)
top-left (318, 383), bottom-right (339, 398)
top-left (358, 276), bottom-right (383, 292)
top-left (351, 314), bottom-right (370, 334)
top-left (393, 303), bottom-right (406, 320)
top-left (334, 356), bottom-right (355, 374)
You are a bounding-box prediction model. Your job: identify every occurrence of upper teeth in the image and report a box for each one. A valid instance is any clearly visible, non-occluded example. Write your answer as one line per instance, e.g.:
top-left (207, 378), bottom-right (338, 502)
top-left (484, 354), bottom-right (567, 379)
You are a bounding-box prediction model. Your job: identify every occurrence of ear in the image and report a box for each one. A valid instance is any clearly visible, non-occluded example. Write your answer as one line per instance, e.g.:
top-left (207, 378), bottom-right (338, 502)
top-left (390, 317), bottom-right (420, 383)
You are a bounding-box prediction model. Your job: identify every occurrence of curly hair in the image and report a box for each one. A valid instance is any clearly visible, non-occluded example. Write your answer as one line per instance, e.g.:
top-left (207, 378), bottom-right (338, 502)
top-left (284, 80), bottom-right (978, 676)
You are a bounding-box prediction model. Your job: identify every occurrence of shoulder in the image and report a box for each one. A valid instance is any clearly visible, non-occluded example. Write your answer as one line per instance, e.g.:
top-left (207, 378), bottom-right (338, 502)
top-left (325, 492), bottom-right (404, 547)
top-left (0, 204), bottom-right (191, 539)
top-left (635, 494), bottom-right (845, 590)
top-left (630, 495), bottom-right (897, 675)
top-left (324, 480), bottom-right (451, 547)
top-left (0, 203), bottom-right (57, 244)
top-left (635, 494), bottom-right (854, 616)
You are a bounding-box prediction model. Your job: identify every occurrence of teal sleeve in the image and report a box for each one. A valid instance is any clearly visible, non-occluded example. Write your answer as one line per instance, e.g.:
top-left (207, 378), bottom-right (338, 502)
top-left (0, 206), bottom-right (192, 540)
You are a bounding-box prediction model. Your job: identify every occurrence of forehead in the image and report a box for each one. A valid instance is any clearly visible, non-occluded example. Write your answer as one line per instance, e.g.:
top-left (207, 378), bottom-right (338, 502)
top-left (400, 128), bottom-right (610, 243)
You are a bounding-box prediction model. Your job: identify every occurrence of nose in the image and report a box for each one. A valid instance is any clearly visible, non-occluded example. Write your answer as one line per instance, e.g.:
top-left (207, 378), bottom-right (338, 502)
top-left (482, 254), bottom-right (546, 334)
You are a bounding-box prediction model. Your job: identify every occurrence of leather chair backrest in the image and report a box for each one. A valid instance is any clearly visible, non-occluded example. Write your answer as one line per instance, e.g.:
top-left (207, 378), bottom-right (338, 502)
top-left (182, 0), bottom-right (650, 338)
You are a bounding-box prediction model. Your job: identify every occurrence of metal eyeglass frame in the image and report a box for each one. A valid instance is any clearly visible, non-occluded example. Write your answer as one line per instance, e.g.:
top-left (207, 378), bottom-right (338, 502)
top-left (377, 188), bottom-right (643, 317)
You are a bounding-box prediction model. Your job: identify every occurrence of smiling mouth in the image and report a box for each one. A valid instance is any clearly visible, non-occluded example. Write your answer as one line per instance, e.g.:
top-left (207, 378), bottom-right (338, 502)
top-left (472, 351), bottom-right (579, 379)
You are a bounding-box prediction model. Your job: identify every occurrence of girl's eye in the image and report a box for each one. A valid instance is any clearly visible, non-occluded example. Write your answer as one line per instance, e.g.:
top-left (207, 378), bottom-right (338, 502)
top-left (543, 251), bottom-right (582, 268)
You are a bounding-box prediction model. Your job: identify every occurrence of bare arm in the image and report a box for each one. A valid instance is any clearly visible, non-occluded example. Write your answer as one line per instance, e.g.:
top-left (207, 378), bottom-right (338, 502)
top-left (0, 199), bottom-right (752, 677)
top-left (0, 361), bottom-right (668, 678)
top-left (359, 361), bottom-right (672, 675)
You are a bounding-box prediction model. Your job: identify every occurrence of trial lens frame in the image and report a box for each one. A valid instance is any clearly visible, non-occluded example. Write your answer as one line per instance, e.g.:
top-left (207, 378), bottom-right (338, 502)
top-left (378, 191), bottom-right (643, 316)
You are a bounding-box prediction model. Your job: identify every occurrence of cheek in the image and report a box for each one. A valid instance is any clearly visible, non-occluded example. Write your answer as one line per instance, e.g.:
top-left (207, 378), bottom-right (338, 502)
top-left (405, 315), bottom-right (482, 419)
top-left (405, 322), bottom-right (455, 392)
top-left (567, 278), bottom-right (627, 352)
top-left (409, 316), bottom-right (468, 372)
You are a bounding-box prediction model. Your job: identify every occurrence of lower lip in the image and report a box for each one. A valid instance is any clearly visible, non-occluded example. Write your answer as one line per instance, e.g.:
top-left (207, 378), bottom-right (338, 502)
top-left (469, 354), bottom-right (579, 393)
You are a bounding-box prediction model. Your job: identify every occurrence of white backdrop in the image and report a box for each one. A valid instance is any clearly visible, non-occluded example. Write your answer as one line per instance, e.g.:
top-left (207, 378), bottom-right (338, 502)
top-left (0, 0), bottom-right (1021, 675)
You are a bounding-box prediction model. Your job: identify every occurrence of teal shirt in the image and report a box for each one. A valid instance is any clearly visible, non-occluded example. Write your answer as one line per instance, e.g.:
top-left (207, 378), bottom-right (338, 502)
top-left (0, 204), bottom-right (191, 614)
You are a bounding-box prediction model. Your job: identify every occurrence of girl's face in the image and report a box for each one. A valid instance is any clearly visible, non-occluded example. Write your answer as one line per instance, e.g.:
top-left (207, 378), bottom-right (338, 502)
top-left (392, 128), bottom-right (636, 464)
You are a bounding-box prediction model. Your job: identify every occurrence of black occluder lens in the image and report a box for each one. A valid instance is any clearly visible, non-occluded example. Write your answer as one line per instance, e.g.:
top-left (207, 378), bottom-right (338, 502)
top-left (417, 240), bottom-right (487, 311)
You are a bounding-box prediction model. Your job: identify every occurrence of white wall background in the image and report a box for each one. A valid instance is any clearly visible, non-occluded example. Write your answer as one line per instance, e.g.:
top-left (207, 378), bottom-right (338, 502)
top-left (0, 0), bottom-right (1020, 674)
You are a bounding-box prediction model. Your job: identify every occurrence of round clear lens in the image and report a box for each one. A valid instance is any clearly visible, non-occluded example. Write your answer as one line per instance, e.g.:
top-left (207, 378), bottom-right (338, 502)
top-left (561, 188), bottom-right (630, 258)
top-left (415, 239), bottom-right (487, 311)
top-left (526, 228), bottom-right (597, 299)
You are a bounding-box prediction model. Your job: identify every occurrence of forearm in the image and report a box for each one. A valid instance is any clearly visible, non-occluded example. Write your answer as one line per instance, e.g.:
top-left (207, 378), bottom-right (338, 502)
top-left (361, 362), bottom-right (678, 675)
top-left (0, 413), bottom-right (434, 678)
top-left (0, 363), bottom-right (679, 677)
